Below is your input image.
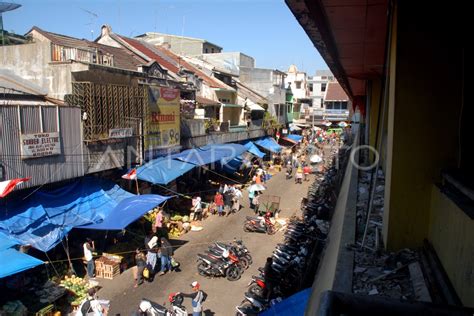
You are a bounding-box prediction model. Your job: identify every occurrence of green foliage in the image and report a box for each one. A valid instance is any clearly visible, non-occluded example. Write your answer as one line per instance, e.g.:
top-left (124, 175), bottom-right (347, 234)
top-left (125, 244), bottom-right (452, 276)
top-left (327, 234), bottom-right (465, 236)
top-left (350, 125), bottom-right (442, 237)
top-left (263, 112), bottom-right (281, 130)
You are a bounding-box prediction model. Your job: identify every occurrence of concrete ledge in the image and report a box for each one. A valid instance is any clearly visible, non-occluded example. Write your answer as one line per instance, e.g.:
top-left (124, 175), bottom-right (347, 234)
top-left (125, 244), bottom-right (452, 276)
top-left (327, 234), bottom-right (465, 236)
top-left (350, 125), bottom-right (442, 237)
top-left (181, 128), bottom-right (266, 148)
top-left (306, 128), bottom-right (360, 315)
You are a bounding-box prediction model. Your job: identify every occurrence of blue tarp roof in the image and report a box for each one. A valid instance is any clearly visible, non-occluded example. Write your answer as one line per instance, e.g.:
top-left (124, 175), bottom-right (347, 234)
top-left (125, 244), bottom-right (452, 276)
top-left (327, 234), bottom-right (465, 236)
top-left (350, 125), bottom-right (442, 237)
top-left (172, 144), bottom-right (247, 166)
top-left (78, 194), bottom-right (171, 230)
top-left (260, 288), bottom-right (311, 316)
top-left (243, 141), bottom-right (266, 158)
top-left (254, 137), bottom-right (282, 153)
top-left (0, 232), bottom-right (18, 251)
top-left (286, 134), bottom-right (303, 142)
top-left (0, 248), bottom-right (44, 278)
top-left (137, 157), bottom-right (195, 185)
top-left (222, 155), bottom-right (244, 174)
top-left (0, 177), bottom-right (168, 251)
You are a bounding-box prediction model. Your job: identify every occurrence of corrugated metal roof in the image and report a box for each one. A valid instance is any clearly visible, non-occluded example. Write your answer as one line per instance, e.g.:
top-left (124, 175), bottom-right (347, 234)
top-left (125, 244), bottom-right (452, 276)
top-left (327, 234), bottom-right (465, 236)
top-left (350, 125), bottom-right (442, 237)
top-left (236, 81), bottom-right (267, 104)
top-left (196, 96), bottom-right (220, 106)
top-left (116, 34), bottom-right (228, 89)
top-left (325, 82), bottom-right (349, 101)
top-left (29, 27), bottom-right (147, 71)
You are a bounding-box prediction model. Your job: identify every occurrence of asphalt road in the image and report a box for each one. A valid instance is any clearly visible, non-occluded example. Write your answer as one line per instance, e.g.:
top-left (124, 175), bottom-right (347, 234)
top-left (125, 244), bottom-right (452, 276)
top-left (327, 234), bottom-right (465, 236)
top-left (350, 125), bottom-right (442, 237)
top-left (98, 168), bottom-right (314, 315)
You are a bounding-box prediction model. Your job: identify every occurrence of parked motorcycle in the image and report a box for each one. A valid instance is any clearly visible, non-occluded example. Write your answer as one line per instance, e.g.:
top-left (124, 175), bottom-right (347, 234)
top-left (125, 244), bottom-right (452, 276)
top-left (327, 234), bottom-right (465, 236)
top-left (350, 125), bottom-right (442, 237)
top-left (197, 249), bottom-right (243, 281)
top-left (137, 293), bottom-right (186, 316)
top-left (243, 213), bottom-right (276, 235)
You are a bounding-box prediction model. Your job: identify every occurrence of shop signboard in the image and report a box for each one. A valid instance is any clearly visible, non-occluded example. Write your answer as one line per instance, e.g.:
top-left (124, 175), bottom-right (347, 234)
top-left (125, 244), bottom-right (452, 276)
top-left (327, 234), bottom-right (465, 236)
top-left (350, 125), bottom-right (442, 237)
top-left (109, 128), bottom-right (133, 139)
top-left (145, 87), bottom-right (180, 158)
top-left (20, 132), bottom-right (61, 158)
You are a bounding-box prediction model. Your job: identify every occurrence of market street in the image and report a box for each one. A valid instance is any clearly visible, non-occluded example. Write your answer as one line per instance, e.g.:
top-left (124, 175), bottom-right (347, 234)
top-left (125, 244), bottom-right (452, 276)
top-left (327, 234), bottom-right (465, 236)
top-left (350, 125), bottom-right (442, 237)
top-left (98, 169), bottom-right (315, 315)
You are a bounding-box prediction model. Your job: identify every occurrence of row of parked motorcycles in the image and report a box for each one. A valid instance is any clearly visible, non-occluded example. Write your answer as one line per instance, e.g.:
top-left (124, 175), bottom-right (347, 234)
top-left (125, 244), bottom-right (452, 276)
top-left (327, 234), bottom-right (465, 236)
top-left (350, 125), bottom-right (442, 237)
top-left (235, 156), bottom-right (340, 315)
top-left (196, 239), bottom-right (252, 281)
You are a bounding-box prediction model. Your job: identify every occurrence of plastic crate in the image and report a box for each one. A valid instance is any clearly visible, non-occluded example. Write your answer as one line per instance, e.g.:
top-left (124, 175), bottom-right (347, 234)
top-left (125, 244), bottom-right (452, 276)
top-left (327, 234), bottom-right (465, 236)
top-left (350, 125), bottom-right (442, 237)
top-left (95, 256), bottom-right (121, 280)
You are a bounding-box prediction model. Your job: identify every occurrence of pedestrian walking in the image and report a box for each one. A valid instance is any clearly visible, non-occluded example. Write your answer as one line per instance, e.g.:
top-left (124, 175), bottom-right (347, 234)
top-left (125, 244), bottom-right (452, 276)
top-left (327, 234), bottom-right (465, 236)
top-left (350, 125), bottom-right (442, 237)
top-left (179, 281), bottom-right (207, 316)
top-left (77, 288), bottom-right (106, 316)
top-left (134, 249), bottom-right (146, 288)
top-left (263, 257), bottom-right (278, 300)
top-left (191, 195), bottom-right (203, 221)
top-left (303, 165), bottom-right (311, 181)
top-left (158, 237), bottom-right (173, 275)
top-left (295, 167), bottom-right (303, 184)
top-left (153, 208), bottom-right (167, 238)
top-left (214, 191), bottom-right (224, 216)
top-left (248, 189), bottom-right (255, 210)
top-left (232, 186), bottom-right (242, 213)
top-left (83, 238), bottom-right (95, 279)
top-left (144, 232), bottom-right (159, 275)
top-left (223, 189), bottom-right (233, 214)
top-left (252, 192), bottom-right (260, 214)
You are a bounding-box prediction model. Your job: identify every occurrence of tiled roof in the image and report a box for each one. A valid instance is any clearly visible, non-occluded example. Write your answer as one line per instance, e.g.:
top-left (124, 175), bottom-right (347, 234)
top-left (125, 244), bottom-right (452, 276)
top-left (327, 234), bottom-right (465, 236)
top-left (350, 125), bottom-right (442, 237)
top-left (118, 34), bottom-right (227, 89)
top-left (30, 26), bottom-right (146, 71)
top-left (325, 82), bottom-right (349, 101)
top-left (117, 35), bottom-right (181, 74)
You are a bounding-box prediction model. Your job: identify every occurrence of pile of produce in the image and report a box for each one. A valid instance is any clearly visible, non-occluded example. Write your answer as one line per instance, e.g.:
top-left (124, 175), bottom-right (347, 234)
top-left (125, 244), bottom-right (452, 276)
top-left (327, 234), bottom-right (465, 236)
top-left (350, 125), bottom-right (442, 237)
top-left (60, 275), bottom-right (91, 306)
top-left (168, 214), bottom-right (191, 237)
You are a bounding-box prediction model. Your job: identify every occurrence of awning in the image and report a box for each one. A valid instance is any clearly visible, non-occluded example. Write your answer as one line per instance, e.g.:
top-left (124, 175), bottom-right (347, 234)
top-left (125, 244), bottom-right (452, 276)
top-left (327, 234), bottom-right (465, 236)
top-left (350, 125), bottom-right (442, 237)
top-left (243, 141), bottom-right (266, 158)
top-left (289, 124), bottom-right (302, 131)
top-left (255, 137), bottom-right (282, 153)
top-left (222, 155), bottom-right (244, 174)
top-left (196, 96), bottom-right (220, 106)
top-left (0, 248), bottom-right (44, 278)
top-left (246, 103), bottom-right (265, 111)
top-left (221, 103), bottom-right (243, 108)
top-left (287, 134), bottom-right (303, 142)
top-left (281, 137), bottom-right (298, 145)
top-left (137, 157), bottom-right (195, 185)
top-left (172, 144), bottom-right (247, 166)
top-left (0, 177), bottom-right (165, 252)
top-left (78, 195), bottom-right (171, 230)
top-left (260, 288), bottom-right (311, 316)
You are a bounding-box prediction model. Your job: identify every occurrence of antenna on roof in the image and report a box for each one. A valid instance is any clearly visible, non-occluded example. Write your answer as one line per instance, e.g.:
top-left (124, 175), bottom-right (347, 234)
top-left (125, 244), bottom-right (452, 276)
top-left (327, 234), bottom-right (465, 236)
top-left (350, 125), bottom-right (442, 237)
top-left (80, 7), bottom-right (98, 40)
top-left (0, 2), bottom-right (21, 46)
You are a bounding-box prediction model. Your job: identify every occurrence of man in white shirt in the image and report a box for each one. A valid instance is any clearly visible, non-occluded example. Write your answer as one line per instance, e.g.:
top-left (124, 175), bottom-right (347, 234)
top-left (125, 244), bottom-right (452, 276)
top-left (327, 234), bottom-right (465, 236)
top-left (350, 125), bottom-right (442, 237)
top-left (83, 238), bottom-right (95, 279)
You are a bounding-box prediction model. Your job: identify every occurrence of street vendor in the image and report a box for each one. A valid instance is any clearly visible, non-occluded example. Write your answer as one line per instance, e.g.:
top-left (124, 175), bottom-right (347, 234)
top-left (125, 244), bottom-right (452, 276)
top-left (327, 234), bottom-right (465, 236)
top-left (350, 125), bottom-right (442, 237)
top-left (83, 238), bottom-right (95, 279)
top-left (191, 195), bottom-right (203, 221)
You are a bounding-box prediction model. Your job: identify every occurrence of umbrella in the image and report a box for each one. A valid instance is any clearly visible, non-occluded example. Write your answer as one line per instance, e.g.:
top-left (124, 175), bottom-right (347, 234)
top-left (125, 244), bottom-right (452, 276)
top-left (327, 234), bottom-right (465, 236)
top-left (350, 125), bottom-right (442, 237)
top-left (324, 122), bottom-right (332, 127)
top-left (248, 184), bottom-right (266, 192)
top-left (310, 155), bottom-right (323, 164)
top-left (338, 122), bottom-right (348, 127)
top-left (312, 126), bottom-right (322, 131)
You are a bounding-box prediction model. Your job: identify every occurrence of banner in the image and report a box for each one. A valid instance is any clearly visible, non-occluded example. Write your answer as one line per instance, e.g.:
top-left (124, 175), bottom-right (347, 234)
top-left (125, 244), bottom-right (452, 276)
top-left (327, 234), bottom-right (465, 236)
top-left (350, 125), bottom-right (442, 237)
top-left (20, 132), bottom-right (61, 158)
top-left (145, 87), bottom-right (180, 153)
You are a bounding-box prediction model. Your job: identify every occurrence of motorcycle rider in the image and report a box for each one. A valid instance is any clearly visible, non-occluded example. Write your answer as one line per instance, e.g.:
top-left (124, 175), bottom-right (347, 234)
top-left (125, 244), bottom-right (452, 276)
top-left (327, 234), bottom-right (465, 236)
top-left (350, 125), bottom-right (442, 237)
top-left (263, 257), bottom-right (278, 300)
top-left (178, 281), bottom-right (207, 316)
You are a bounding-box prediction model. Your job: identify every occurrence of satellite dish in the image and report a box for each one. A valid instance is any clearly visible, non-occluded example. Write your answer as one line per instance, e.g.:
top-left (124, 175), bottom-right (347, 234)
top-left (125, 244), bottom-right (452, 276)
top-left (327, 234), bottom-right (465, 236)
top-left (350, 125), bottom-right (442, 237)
top-left (0, 2), bottom-right (21, 14)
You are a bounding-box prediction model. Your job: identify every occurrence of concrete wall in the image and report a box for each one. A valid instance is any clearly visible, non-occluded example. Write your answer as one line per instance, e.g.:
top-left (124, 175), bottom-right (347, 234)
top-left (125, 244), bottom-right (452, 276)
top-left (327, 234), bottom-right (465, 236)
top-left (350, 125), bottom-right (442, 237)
top-left (1, 42), bottom-right (73, 100)
top-left (181, 119), bottom-right (206, 138)
top-left (306, 127), bottom-right (359, 315)
top-left (429, 186), bottom-right (474, 307)
top-left (181, 128), bottom-right (266, 149)
top-left (383, 2), bottom-right (462, 250)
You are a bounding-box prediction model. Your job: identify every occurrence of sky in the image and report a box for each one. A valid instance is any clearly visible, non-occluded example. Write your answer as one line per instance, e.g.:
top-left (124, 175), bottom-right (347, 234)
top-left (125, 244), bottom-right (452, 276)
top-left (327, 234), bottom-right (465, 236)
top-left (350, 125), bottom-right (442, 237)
top-left (3, 0), bottom-right (328, 74)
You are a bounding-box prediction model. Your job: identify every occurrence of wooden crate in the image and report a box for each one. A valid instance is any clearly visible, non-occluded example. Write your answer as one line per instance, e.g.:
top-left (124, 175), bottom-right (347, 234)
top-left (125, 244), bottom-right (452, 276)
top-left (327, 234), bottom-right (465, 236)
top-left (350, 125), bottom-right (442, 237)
top-left (95, 256), bottom-right (121, 280)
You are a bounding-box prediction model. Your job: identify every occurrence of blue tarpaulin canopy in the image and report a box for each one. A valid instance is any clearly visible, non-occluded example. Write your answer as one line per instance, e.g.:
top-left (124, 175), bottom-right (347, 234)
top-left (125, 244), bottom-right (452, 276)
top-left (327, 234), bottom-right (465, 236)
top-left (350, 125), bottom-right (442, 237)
top-left (255, 137), bottom-right (282, 153)
top-left (0, 248), bottom-right (44, 278)
top-left (260, 288), bottom-right (311, 316)
top-left (222, 155), bottom-right (244, 174)
top-left (286, 134), bottom-right (303, 142)
top-left (243, 141), bottom-right (266, 158)
top-left (0, 233), bottom-right (44, 278)
top-left (137, 157), bottom-right (195, 185)
top-left (78, 194), bottom-right (171, 230)
top-left (172, 144), bottom-right (247, 166)
top-left (0, 177), bottom-right (168, 252)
